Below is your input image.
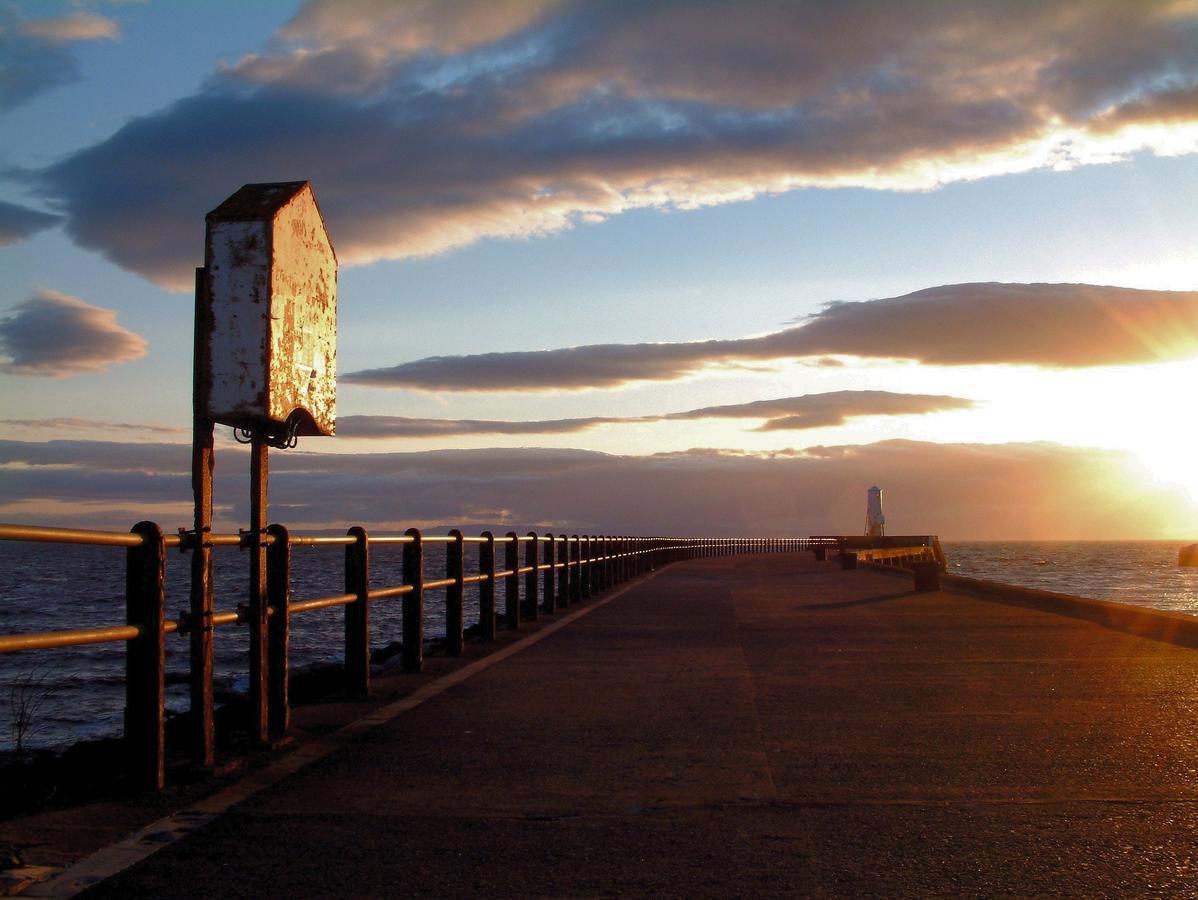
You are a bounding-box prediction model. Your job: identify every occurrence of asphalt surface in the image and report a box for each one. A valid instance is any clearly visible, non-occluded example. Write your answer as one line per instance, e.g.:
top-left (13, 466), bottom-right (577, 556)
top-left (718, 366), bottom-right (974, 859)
top-left (82, 554), bottom-right (1198, 897)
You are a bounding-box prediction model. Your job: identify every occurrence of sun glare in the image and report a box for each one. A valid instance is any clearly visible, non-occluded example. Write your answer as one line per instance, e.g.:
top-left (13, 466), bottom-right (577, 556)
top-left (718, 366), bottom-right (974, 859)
top-left (1131, 439), bottom-right (1198, 504)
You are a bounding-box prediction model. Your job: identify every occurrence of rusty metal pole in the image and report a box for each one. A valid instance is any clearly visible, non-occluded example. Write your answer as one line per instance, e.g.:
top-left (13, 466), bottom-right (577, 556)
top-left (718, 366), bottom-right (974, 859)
top-left (402, 528), bottom-right (424, 672)
top-left (504, 532), bottom-right (520, 629)
top-left (189, 266), bottom-right (216, 769)
top-left (126, 521), bottom-right (165, 791)
top-left (524, 532), bottom-right (539, 621)
top-left (248, 436), bottom-right (270, 744)
top-left (446, 529), bottom-right (464, 655)
top-left (345, 526), bottom-right (370, 697)
top-left (543, 533), bottom-right (556, 615)
top-left (575, 539), bottom-right (584, 601)
top-left (266, 524), bottom-right (290, 741)
top-left (558, 534), bottom-right (571, 609)
top-left (480, 531), bottom-right (496, 641)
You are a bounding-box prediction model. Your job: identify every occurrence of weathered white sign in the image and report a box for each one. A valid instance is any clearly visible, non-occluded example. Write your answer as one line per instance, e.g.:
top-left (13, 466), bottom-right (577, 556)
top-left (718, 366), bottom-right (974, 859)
top-left (203, 181), bottom-right (337, 438)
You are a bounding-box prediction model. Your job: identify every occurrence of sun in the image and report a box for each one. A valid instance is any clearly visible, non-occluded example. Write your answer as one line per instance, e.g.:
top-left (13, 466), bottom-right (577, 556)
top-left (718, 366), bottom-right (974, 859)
top-left (1132, 440), bottom-right (1198, 505)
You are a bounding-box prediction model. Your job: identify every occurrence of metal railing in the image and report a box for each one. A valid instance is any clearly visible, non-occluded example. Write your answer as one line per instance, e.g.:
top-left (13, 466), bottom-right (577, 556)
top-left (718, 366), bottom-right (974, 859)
top-left (0, 521), bottom-right (818, 790)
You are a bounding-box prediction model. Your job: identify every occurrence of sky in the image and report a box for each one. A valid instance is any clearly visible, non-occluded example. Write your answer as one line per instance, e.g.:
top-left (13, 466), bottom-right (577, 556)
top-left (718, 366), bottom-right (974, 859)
top-left (2, 0), bottom-right (1198, 540)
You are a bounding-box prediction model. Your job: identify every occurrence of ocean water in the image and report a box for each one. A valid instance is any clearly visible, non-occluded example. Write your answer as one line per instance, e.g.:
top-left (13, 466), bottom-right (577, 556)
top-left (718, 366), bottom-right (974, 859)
top-left (0, 539), bottom-right (476, 754)
top-left (2, 539), bottom-right (1197, 753)
top-left (943, 541), bottom-right (1198, 614)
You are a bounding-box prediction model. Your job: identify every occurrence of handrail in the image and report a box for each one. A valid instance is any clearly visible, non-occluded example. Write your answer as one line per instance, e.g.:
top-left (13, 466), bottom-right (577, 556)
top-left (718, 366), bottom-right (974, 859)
top-left (0, 520), bottom-right (923, 791)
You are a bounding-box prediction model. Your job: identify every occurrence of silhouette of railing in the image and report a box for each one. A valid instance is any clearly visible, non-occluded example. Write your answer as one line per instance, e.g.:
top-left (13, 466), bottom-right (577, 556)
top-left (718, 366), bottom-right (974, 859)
top-left (0, 522), bottom-right (828, 790)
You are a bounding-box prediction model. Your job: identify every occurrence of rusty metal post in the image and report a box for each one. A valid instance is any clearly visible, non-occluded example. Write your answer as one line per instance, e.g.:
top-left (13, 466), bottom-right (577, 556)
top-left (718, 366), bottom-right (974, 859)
top-left (504, 532), bottom-right (520, 629)
top-left (587, 535), bottom-right (595, 594)
top-left (598, 536), bottom-right (607, 588)
top-left (189, 266), bottom-right (216, 769)
top-left (447, 529), bottom-right (464, 655)
top-left (402, 528), bottom-right (424, 672)
top-left (575, 539), bottom-right (584, 601)
top-left (543, 533), bottom-right (556, 615)
top-left (553, 534), bottom-right (567, 613)
top-left (126, 521), bottom-right (165, 791)
top-left (248, 436), bottom-right (270, 744)
top-left (524, 532), bottom-right (539, 621)
top-left (267, 524), bottom-right (290, 741)
top-left (598, 536), bottom-right (607, 589)
top-left (480, 531), bottom-right (496, 641)
top-left (345, 526), bottom-right (370, 698)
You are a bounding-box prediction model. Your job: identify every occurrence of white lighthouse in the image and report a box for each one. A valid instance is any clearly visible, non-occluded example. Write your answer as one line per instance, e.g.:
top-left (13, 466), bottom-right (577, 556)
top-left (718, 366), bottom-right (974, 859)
top-left (865, 486), bottom-right (885, 537)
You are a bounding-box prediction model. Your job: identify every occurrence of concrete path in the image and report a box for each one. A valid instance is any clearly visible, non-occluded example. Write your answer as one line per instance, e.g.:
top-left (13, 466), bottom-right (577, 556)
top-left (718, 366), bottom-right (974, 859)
top-left (82, 554), bottom-right (1198, 896)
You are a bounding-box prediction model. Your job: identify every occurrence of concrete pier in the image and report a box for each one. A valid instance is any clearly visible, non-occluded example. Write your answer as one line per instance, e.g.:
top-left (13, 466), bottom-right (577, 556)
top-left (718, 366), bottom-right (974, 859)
top-left (76, 553), bottom-right (1198, 896)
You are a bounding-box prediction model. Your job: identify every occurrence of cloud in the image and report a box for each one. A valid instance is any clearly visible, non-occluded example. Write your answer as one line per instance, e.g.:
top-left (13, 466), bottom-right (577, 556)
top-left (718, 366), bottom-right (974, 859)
top-left (0, 289), bottom-right (148, 376)
top-left (0, 417), bottom-right (184, 434)
top-left (24, 1), bottom-right (1198, 287)
top-left (0, 437), bottom-right (1192, 540)
top-left (0, 9), bottom-right (119, 110)
top-left (19, 12), bottom-right (120, 43)
top-left (345, 282), bottom-right (1198, 390)
top-left (338, 391), bottom-right (974, 437)
top-left (338, 414), bottom-right (622, 438)
top-left (666, 391), bottom-right (977, 431)
top-left (0, 200), bottom-right (62, 246)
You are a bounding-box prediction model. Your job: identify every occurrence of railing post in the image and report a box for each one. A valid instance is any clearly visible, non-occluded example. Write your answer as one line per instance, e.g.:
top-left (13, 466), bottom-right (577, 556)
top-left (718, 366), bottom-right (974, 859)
top-left (345, 526), bottom-right (370, 698)
top-left (480, 531), bottom-right (496, 641)
top-left (267, 524), bottom-right (290, 741)
top-left (575, 539), bottom-right (584, 601)
top-left (605, 536), bottom-right (614, 590)
top-left (525, 532), bottom-right (539, 621)
top-left (447, 529), bottom-right (465, 655)
top-left (558, 534), bottom-right (570, 609)
top-left (248, 436), bottom-right (269, 745)
top-left (126, 521), bottom-right (165, 792)
top-left (587, 534), bottom-right (596, 599)
top-left (189, 268), bottom-right (215, 770)
top-left (402, 528), bottom-right (424, 672)
top-left (563, 534), bottom-right (572, 606)
top-left (543, 533), bottom-right (556, 615)
top-left (505, 532), bottom-right (520, 628)
top-left (564, 534), bottom-right (573, 605)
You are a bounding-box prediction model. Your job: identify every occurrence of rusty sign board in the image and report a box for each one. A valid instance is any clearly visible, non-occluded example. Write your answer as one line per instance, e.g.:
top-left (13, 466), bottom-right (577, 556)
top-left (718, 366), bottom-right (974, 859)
top-left (203, 181), bottom-right (337, 439)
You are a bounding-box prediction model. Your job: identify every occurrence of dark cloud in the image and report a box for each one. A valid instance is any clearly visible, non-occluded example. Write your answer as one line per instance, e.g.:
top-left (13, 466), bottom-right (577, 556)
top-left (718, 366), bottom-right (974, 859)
top-left (0, 200), bottom-right (61, 246)
top-left (0, 417), bottom-right (184, 434)
top-left (337, 414), bottom-right (623, 438)
top-left (0, 9), bottom-right (118, 111)
top-left (337, 391), bottom-right (973, 437)
top-left (664, 391), bottom-right (975, 430)
top-left (0, 289), bottom-right (148, 376)
top-left (345, 282), bottom-right (1198, 390)
top-left (764, 282), bottom-right (1198, 367)
top-left (0, 437), bottom-right (1190, 540)
top-left (24, 1), bottom-right (1198, 287)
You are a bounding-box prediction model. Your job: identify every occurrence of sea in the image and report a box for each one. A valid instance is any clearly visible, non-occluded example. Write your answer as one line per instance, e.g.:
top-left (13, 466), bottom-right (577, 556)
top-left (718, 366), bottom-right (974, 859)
top-left (2, 539), bottom-right (1197, 753)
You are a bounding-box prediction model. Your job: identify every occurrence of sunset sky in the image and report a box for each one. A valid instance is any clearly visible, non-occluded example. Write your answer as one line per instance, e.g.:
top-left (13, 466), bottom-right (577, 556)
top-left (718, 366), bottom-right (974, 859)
top-left (2, 0), bottom-right (1198, 539)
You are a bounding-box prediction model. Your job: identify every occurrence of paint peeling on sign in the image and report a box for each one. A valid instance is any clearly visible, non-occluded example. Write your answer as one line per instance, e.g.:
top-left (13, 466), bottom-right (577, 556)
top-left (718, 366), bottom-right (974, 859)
top-left (203, 182), bottom-right (336, 437)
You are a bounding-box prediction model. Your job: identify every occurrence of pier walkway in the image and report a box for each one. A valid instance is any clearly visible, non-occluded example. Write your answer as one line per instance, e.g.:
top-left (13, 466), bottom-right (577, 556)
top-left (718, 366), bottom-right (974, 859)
top-left (79, 553), bottom-right (1198, 896)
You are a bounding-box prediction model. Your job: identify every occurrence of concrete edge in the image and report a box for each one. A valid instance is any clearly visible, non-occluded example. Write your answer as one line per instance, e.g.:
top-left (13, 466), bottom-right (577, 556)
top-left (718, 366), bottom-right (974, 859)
top-left (862, 562), bottom-right (1198, 649)
top-left (25, 567), bottom-right (671, 899)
